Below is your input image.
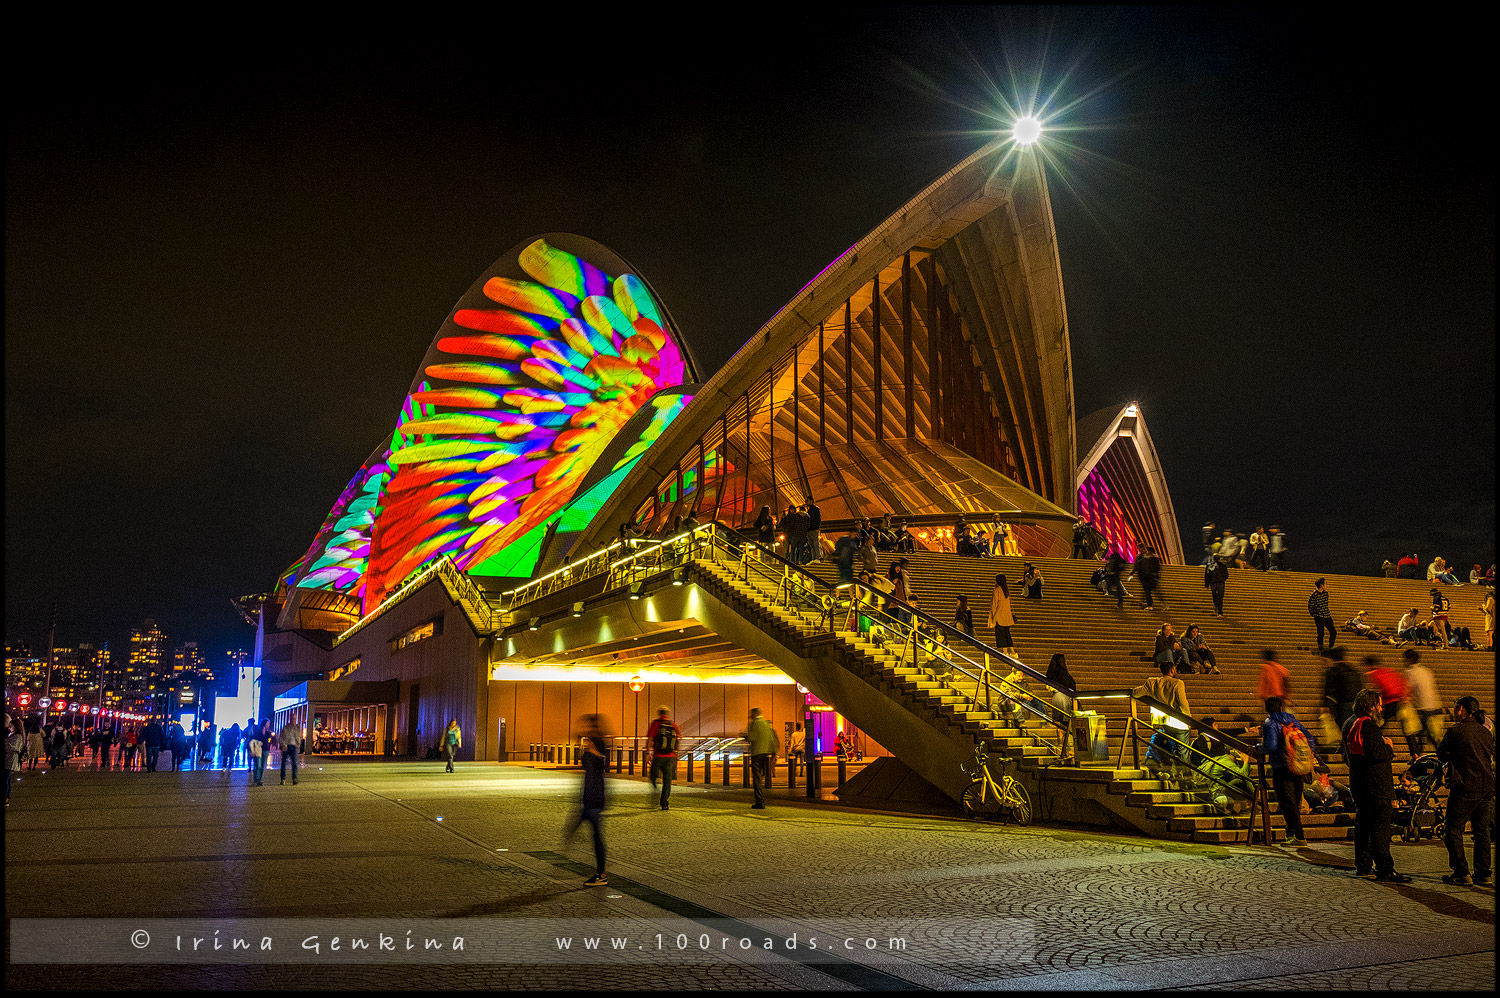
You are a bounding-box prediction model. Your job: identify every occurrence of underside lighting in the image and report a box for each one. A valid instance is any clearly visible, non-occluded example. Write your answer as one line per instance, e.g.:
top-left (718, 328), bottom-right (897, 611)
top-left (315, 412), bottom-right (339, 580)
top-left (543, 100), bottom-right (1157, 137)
top-left (672, 568), bottom-right (685, 586)
top-left (629, 582), bottom-right (643, 600)
top-left (527, 616), bottom-right (539, 631)
top-left (1013, 115), bottom-right (1042, 147)
top-left (572, 602), bottom-right (584, 617)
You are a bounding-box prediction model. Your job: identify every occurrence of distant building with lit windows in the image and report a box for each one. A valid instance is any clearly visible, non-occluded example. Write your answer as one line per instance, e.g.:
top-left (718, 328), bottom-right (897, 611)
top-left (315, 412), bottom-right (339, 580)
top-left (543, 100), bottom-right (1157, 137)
top-left (128, 619), bottom-right (169, 691)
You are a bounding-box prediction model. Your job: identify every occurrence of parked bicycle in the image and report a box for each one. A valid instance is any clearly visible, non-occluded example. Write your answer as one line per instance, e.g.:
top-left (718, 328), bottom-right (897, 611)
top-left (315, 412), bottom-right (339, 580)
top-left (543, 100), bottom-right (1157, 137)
top-left (960, 745), bottom-right (1031, 824)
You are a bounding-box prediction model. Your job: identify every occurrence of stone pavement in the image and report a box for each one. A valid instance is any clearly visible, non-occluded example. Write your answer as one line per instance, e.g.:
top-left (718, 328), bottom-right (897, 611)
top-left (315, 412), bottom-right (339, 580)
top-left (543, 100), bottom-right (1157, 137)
top-left (4, 759), bottom-right (1493, 990)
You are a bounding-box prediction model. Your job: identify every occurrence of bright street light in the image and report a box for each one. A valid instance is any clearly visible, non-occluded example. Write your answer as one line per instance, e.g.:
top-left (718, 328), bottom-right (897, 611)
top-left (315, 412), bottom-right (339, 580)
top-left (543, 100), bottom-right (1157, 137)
top-left (1013, 115), bottom-right (1042, 147)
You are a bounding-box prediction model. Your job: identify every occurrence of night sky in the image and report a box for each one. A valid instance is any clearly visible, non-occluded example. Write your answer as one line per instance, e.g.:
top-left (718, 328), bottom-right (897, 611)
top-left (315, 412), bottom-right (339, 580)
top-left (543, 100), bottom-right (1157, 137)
top-left (7, 10), bottom-right (1493, 666)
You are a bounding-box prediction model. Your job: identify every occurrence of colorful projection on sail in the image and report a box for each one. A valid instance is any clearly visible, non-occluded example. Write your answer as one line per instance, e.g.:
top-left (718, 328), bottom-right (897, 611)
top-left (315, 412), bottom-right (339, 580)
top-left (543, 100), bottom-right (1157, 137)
top-left (290, 238), bottom-right (691, 612)
top-left (1076, 468), bottom-right (1139, 564)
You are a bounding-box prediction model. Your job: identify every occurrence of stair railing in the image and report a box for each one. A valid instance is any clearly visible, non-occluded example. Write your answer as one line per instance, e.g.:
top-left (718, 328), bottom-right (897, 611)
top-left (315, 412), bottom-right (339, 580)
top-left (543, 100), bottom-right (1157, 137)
top-left (1116, 695), bottom-right (1260, 809)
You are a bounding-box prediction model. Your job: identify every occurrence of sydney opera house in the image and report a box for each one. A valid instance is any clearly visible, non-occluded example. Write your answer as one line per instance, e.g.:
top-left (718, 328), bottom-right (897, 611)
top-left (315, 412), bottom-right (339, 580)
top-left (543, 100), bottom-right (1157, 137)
top-left (242, 139), bottom-right (1181, 761)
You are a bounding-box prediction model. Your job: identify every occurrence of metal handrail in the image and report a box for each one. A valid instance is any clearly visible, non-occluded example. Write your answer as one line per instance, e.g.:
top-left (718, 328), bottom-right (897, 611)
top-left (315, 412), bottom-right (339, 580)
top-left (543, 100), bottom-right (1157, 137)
top-left (1115, 698), bottom-right (1259, 803)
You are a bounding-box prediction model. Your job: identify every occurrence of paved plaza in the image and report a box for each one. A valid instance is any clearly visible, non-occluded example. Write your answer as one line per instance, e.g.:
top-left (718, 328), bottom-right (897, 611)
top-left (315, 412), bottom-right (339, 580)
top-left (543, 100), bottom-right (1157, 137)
top-left (5, 759), bottom-right (1494, 990)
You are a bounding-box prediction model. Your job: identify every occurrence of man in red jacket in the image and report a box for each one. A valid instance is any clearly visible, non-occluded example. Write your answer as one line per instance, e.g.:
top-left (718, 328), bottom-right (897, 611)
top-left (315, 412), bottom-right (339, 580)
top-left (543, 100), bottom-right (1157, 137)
top-left (644, 707), bottom-right (680, 811)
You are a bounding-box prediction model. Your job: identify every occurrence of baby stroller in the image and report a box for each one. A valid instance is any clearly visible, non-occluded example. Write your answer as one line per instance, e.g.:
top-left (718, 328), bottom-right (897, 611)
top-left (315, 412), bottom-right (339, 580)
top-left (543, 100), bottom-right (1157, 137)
top-left (1394, 754), bottom-right (1446, 842)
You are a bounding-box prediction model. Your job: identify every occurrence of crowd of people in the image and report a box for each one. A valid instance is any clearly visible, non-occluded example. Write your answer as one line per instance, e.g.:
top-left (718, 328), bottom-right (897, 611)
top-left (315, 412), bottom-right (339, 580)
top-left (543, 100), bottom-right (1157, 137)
top-left (1200, 522), bottom-right (1287, 572)
top-left (2, 714), bottom-right (312, 805)
top-left (1127, 644), bottom-right (1491, 883)
top-left (1385, 554), bottom-right (1494, 587)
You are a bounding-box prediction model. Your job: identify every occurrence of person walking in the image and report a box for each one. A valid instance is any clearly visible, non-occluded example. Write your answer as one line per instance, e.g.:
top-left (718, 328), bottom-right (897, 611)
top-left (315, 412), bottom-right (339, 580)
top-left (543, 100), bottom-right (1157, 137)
top-left (1320, 647), bottom-right (1363, 730)
top-left (1437, 696), bottom-right (1494, 886)
top-left (98, 727), bottom-right (114, 769)
top-left (1483, 590), bottom-right (1495, 650)
top-left (1256, 649), bottom-right (1290, 705)
top-left (1268, 526), bottom-right (1286, 570)
top-left (442, 720), bottom-right (462, 773)
top-left (1217, 529), bottom-right (1241, 567)
top-left (954, 596), bottom-right (974, 638)
top-left (142, 719), bottom-right (164, 772)
top-left (858, 533), bottom-right (878, 578)
top-left (1073, 521), bottom-right (1092, 559)
top-left (5, 718), bottom-right (25, 807)
top-left (88, 727), bottom-right (101, 767)
top-left (1250, 527), bottom-right (1270, 572)
top-left (806, 501), bottom-right (822, 563)
top-left (1365, 658), bottom-right (1408, 736)
top-left (250, 720), bottom-right (271, 786)
top-left (564, 714), bottom-right (611, 886)
top-left (1205, 556), bottom-right (1228, 616)
top-left (278, 720), bottom-right (305, 785)
top-left (1134, 547), bottom-right (1163, 608)
top-left (743, 707), bottom-right (780, 810)
top-left (1342, 689), bottom-right (1412, 882)
top-left (1104, 551), bottom-right (1127, 609)
top-left (645, 707), bottom-right (680, 810)
top-left (753, 505), bottom-right (775, 551)
top-left (987, 574), bottom-right (1017, 657)
top-left (121, 727), bottom-right (138, 771)
top-left (220, 723), bottom-right (239, 771)
top-left (887, 560), bottom-right (913, 627)
top-left (166, 720), bottom-right (187, 771)
top-left (1046, 653), bottom-right (1078, 764)
top-left (1257, 696), bottom-right (1315, 846)
top-left (1309, 578), bottom-right (1336, 653)
top-left (25, 719), bottom-right (45, 771)
top-left (1401, 649), bottom-right (1443, 755)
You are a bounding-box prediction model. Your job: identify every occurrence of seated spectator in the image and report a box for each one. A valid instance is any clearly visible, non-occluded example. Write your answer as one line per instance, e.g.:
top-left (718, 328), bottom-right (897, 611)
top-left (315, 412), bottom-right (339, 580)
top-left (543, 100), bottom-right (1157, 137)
top-left (1428, 557), bottom-right (1463, 586)
top-left (1181, 625), bottom-right (1221, 675)
top-left (1382, 559), bottom-right (1398, 578)
top-left (1445, 622), bottom-right (1476, 651)
top-left (894, 522), bottom-right (915, 553)
top-left (1089, 562), bottom-right (1109, 596)
top-left (1397, 607), bottom-right (1438, 647)
top-left (1395, 552), bottom-right (1421, 579)
top-left (1154, 623), bottom-right (1191, 672)
top-left (1486, 565), bottom-right (1496, 586)
top-left (1344, 609), bottom-right (1394, 642)
top-left (1022, 563), bottom-right (1044, 600)
top-left (1471, 564), bottom-right (1484, 585)
top-left (1303, 761), bottom-right (1355, 813)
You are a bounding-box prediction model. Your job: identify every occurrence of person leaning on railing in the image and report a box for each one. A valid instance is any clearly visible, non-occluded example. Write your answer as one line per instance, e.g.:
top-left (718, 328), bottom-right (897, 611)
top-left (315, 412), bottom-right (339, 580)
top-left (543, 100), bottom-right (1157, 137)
top-left (1133, 661), bottom-right (1191, 771)
top-left (1046, 653), bottom-right (1078, 765)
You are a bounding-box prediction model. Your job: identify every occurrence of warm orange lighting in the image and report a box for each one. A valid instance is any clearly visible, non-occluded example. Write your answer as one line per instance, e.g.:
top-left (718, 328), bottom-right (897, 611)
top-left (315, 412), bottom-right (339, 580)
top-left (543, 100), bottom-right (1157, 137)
top-left (628, 676), bottom-right (646, 692)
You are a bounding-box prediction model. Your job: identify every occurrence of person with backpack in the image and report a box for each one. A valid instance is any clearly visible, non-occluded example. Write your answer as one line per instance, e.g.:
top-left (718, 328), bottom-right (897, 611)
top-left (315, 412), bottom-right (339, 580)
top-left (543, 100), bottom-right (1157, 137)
top-left (644, 707), bottom-right (680, 810)
top-left (1103, 551), bottom-right (1127, 610)
top-left (442, 720), bottom-right (462, 773)
top-left (1342, 688), bottom-right (1412, 882)
top-left (1255, 696), bottom-right (1315, 847)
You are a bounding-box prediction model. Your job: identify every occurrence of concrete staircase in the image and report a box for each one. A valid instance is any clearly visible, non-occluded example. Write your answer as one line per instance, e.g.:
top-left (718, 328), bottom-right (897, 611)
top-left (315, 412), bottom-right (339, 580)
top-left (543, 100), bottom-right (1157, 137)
top-left (806, 550), bottom-right (1494, 842)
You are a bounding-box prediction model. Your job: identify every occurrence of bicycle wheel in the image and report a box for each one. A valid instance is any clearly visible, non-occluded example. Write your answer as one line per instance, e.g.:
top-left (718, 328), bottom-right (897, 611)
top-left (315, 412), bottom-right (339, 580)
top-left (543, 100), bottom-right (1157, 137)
top-left (962, 781), bottom-right (1000, 819)
top-left (1005, 780), bottom-right (1032, 826)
